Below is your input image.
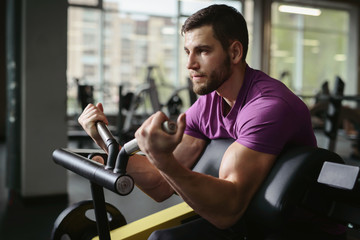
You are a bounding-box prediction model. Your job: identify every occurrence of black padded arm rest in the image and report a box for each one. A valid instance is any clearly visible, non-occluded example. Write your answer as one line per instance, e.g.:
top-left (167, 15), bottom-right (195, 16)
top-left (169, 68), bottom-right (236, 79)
top-left (193, 139), bottom-right (343, 230)
top-left (316, 161), bottom-right (360, 226)
top-left (192, 138), bottom-right (234, 177)
top-left (189, 140), bottom-right (345, 233)
top-left (245, 146), bottom-right (343, 232)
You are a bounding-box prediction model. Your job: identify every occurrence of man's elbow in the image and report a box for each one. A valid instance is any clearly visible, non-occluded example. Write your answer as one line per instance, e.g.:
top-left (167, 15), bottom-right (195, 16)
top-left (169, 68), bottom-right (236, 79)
top-left (210, 213), bottom-right (243, 230)
top-left (212, 219), bottom-right (239, 230)
top-left (150, 187), bottom-right (175, 202)
top-left (152, 193), bottom-right (171, 203)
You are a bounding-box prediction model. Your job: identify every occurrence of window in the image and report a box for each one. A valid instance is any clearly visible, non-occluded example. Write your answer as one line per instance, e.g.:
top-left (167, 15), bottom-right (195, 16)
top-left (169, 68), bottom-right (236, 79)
top-left (270, 2), bottom-right (351, 102)
top-left (67, 0), bottom-right (245, 116)
top-left (69, 0), bottom-right (98, 6)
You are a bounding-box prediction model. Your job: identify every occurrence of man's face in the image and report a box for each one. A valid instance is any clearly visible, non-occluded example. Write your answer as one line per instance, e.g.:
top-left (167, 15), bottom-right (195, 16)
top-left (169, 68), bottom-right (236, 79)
top-left (184, 25), bottom-right (232, 95)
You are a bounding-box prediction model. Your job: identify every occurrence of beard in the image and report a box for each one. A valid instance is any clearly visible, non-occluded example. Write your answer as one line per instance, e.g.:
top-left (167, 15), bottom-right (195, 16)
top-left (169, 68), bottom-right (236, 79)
top-left (192, 55), bottom-right (232, 95)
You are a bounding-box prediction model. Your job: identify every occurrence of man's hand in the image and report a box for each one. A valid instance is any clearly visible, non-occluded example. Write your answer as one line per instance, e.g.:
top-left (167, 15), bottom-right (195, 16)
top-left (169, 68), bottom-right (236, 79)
top-left (135, 111), bottom-right (186, 171)
top-left (78, 103), bottom-right (109, 151)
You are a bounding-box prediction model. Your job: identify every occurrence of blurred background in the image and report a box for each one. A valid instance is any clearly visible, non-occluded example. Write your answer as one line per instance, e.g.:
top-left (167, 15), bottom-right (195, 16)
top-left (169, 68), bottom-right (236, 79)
top-left (1, 0), bottom-right (360, 239)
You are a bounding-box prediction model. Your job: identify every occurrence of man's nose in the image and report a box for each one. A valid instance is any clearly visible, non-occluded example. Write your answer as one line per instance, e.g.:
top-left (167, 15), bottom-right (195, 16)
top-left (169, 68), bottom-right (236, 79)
top-left (186, 53), bottom-right (199, 70)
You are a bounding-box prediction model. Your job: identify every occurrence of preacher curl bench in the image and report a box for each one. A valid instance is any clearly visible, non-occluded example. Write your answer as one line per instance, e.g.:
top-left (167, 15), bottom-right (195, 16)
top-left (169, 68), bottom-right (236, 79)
top-left (51, 123), bottom-right (360, 239)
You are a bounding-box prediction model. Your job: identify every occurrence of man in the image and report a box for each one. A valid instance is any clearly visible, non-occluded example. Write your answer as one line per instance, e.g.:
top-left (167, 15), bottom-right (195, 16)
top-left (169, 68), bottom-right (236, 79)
top-left (79, 4), bottom-right (343, 240)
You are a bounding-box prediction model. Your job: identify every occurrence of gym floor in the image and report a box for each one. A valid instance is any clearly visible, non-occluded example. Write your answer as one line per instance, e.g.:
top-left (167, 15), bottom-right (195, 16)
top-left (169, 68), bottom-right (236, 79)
top-left (1, 130), bottom-right (360, 240)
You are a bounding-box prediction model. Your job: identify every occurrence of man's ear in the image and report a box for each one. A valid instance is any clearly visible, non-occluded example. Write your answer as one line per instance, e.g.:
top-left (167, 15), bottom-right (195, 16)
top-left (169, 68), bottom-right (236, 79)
top-left (229, 41), bottom-right (243, 64)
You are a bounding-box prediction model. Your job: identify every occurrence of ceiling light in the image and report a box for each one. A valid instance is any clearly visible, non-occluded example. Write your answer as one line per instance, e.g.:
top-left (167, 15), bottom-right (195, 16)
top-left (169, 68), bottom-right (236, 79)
top-left (278, 5), bottom-right (321, 16)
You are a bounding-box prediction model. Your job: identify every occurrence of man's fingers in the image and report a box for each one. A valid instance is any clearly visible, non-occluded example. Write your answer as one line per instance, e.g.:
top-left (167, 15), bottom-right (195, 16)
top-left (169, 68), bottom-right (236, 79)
top-left (96, 102), bottom-right (104, 113)
top-left (175, 113), bottom-right (186, 140)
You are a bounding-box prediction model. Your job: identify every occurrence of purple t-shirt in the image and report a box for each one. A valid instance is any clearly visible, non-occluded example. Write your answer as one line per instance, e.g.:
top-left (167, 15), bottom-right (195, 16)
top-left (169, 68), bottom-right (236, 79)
top-left (185, 65), bottom-right (317, 155)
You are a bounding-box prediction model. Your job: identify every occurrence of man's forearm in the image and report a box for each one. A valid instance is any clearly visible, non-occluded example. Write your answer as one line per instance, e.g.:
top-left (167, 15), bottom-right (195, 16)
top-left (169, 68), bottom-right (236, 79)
top-left (127, 154), bottom-right (175, 202)
top-left (158, 155), bottom-right (245, 229)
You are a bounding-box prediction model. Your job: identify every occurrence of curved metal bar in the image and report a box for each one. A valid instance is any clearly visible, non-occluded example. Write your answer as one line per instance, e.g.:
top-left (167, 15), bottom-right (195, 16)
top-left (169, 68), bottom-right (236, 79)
top-left (96, 122), bottom-right (119, 170)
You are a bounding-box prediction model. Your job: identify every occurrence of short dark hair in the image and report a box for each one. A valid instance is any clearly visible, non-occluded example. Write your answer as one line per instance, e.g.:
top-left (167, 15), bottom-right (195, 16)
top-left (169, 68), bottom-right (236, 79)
top-left (181, 4), bottom-right (249, 61)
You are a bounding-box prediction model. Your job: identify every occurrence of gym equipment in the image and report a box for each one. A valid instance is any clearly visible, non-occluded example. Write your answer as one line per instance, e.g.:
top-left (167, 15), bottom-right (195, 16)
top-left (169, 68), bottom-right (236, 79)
top-left (53, 124), bottom-right (352, 239)
top-left (306, 77), bottom-right (345, 151)
top-left (52, 131), bottom-right (353, 239)
top-left (52, 117), bottom-right (359, 240)
top-left (52, 120), bottom-right (177, 240)
top-left (323, 77), bottom-right (344, 151)
top-left (78, 85), bottom-right (94, 110)
top-left (306, 77), bottom-right (360, 162)
top-left (98, 142), bottom-right (360, 239)
top-left (307, 77), bottom-right (360, 156)
top-left (51, 200), bottom-right (126, 240)
top-left (119, 66), bottom-right (171, 138)
top-left (118, 66), bottom-right (196, 144)
top-left (166, 78), bottom-right (197, 119)
top-left (97, 202), bottom-right (197, 240)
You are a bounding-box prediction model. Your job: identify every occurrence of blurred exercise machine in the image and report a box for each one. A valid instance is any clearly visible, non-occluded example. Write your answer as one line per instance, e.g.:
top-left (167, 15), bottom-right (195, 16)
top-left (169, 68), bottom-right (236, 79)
top-left (306, 77), bottom-right (360, 154)
top-left (117, 66), bottom-right (196, 144)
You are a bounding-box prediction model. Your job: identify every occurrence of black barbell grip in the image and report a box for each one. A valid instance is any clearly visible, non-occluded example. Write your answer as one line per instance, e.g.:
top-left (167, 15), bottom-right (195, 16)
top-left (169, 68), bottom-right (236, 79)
top-left (114, 121), bottom-right (177, 174)
top-left (96, 122), bottom-right (119, 170)
top-left (122, 121), bottom-right (177, 155)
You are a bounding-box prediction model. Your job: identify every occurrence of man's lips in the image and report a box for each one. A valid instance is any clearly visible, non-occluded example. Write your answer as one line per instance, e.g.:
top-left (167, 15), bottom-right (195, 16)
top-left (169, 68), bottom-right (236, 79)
top-left (191, 73), bottom-right (206, 82)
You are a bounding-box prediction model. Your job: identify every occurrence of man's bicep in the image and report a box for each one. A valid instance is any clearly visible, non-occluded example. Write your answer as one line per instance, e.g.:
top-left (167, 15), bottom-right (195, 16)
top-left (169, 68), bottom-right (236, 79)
top-left (219, 142), bottom-right (277, 201)
top-left (173, 134), bottom-right (207, 169)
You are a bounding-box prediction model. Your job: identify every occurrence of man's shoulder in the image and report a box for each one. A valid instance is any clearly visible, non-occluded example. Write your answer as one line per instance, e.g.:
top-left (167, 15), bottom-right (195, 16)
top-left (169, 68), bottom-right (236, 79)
top-left (246, 65), bottom-right (275, 82)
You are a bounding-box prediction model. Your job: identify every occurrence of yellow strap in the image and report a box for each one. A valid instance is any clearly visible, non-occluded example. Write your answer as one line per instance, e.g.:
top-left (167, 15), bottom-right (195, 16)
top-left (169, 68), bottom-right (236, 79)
top-left (93, 202), bottom-right (197, 240)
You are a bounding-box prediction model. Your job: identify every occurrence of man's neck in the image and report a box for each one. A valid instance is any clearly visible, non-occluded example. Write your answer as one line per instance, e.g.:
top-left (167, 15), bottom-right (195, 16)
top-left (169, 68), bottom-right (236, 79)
top-left (222, 98), bottom-right (232, 117)
top-left (217, 62), bottom-right (247, 112)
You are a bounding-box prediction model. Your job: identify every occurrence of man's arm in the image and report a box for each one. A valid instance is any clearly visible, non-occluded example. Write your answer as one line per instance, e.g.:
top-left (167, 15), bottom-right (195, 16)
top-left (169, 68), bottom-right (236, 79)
top-left (125, 113), bottom-right (207, 201)
top-left (161, 142), bottom-right (276, 228)
top-left (158, 143), bottom-right (276, 229)
top-left (135, 113), bottom-right (277, 229)
top-left (78, 104), bottom-right (207, 202)
top-left (125, 134), bottom-right (206, 202)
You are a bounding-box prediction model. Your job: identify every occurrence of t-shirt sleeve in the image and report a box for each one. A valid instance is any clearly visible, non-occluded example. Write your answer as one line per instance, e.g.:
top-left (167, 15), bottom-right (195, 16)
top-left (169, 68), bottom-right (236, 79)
top-left (236, 97), bottom-right (295, 155)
